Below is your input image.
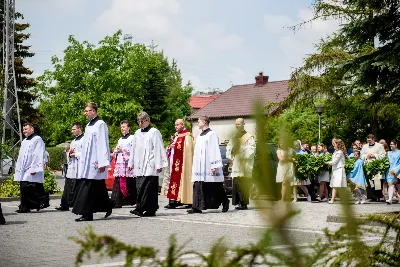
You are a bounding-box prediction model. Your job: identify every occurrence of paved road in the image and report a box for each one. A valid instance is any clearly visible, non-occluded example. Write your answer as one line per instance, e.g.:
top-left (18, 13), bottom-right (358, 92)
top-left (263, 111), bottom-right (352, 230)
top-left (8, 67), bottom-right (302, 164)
top-left (1, 193), bottom-right (399, 267)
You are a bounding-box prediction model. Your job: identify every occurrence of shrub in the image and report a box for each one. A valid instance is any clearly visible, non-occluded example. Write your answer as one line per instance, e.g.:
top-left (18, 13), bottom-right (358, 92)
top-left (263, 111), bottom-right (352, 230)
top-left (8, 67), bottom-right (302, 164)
top-left (0, 176), bottom-right (20, 197)
top-left (46, 146), bottom-right (65, 171)
top-left (44, 169), bottom-right (61, 194)
top-left (0, 170), bottom-right (60, 197)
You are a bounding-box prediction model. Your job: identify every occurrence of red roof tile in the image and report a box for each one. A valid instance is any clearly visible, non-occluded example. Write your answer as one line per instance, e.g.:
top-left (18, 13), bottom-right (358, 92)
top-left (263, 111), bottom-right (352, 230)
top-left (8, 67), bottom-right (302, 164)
top-left (189, 94), bottom-right (220, 109)
top-left (190, 80), bottom-right (290, 119)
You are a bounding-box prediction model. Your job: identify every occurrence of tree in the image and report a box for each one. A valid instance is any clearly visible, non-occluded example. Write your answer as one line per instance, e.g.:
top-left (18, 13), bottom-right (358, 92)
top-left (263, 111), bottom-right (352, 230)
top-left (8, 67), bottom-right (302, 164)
top-left (36, 31), bottom-right (193, 146)
top-left (281, 0), bottom-right (400, 141)
top-left (0, 6), bottom-right (41, 126)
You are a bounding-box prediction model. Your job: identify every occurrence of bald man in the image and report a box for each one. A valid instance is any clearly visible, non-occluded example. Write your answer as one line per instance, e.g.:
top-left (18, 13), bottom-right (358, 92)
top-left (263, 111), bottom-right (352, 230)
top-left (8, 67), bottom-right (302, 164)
top-left (164, 119), bottom-right (195, 209)
top-left (226, 118), bottom-right (256, 210)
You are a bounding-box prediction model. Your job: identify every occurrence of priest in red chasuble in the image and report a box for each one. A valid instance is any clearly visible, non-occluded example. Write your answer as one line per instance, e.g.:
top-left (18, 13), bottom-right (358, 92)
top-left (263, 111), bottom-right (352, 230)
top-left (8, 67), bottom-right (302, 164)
top-left (164, 119), bottom-right (194, 209)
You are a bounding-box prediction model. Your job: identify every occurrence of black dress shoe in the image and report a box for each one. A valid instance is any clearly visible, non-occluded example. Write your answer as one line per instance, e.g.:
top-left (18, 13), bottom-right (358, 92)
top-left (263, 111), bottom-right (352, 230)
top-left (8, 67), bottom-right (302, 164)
top-left (130, 210), bottom-right (143, 217)
top-left (164, 204), bottom-right (176, 209)
top-left (0, 219), bottom-right (5, 225)
top-left (105, 209), bottom-right (112, 218)
top-left (235, 205), bottom-right (248, 210)
top-left (142, 211), bottom-right (156, 217)
top-left (75, 215), bottom-right (93, 222)
top-left (55, 207), bottom-right (69, 211)
top-left (187, 208), bottom-right (202, 214)
top-left (15, 209), bottom-right (30, 213)
top-left (222, 199), bottom-right (230, 212)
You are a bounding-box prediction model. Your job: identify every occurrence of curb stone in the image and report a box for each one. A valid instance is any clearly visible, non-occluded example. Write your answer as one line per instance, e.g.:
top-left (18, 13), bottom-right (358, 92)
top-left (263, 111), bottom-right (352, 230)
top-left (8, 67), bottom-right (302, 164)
top-left (0, 195), bottom-right (62, 202)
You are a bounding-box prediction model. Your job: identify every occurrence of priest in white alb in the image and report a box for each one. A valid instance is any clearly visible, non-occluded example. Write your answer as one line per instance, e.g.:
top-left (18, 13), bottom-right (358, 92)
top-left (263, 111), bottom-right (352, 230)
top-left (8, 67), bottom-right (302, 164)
top-left (188, 116), bottom-right (230, 214)
top-left (226, 118), bottom-right (255, 210)
top-left (14, 123), bottom-right (50, 213)
top-left (56, 122), bottom-right (84, 211)
top-left (72, 102), bottom-right (112, 222)
top-left (128, 111), bottom-right (167, 217)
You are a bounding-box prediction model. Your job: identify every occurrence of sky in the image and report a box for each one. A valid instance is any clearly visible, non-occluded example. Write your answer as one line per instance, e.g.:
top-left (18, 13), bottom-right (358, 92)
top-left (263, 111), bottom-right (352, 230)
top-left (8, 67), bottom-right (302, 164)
top-left (18, 0), bottom-right (339, 93)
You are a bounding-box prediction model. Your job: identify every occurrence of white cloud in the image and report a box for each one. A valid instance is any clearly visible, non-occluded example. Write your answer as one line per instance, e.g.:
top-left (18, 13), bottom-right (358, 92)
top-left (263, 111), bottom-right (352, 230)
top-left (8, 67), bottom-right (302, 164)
top-left (264, 8), bottom-right (340, 68)
top-left (183, 74), bottom-right (205, 91)
top-left (197, 23), bottom-right (245, 51)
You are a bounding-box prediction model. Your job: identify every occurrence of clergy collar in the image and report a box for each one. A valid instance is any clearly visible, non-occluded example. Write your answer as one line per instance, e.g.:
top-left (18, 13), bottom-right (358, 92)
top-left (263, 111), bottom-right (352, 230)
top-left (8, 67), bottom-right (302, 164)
top-left (74, 133), bottom-right (83, 141)
top-left (26, 133), bottom-right (38, 140)
top-left (200, 128), bottom-right (211, 136)
top-left (88, 116), bottom-right (100, 126)
top-left (122, 133), bottom-right (131, 139)
top-left (368, 142), bottom-right (376, 147)
top-left (141, 125), bottom-right (152, 132)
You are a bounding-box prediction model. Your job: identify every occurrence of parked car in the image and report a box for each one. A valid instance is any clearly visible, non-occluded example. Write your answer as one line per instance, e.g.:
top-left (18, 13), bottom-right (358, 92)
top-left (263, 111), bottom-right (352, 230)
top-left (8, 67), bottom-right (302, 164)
top-left (223, 142), bottom-right (279, 200)
top-left (1, 157), bottom-right (13, 176)
top-left (105, 155), bottom-right (116, 191)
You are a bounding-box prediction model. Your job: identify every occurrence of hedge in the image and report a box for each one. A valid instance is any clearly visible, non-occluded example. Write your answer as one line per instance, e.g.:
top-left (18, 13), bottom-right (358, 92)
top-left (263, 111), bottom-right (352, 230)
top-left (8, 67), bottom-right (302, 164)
top-left (46, 147), bottom-right (65, 171)
top-left (0, 170), bottom-right (61, 197)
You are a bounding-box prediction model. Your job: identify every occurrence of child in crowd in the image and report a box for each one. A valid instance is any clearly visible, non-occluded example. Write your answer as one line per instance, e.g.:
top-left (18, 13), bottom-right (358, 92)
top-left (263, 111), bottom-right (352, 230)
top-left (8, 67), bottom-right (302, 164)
top-left (347, 150), bottom-right (367, 204)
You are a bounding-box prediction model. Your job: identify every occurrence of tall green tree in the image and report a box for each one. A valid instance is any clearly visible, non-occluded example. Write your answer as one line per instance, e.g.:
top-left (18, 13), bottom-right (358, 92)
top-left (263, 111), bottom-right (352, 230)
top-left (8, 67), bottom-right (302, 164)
top-left (0, 6), bottom-right (41, 126)
top-left (36, 31), bottom-right (192, 146)
top-left (281, 0), bottom-right (400, 141)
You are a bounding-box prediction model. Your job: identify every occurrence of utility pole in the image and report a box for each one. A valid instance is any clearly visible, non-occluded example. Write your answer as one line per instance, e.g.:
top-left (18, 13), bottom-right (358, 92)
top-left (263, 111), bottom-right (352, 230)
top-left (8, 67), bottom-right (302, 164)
top-left (1, 0), bottom-right (22, 177)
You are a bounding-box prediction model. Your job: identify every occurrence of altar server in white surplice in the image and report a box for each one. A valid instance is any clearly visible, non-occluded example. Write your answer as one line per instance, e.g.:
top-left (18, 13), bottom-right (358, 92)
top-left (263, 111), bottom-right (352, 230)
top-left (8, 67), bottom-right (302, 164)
top-left (360, 133), bottom-right (386, 201)
top-left (72, 102), bottom-right (112, 222)
top-left (188, 116), bottom-right (230, 214)
top-left (56, 122), bottom-right (84, 211)
top-left (14, 123), bottom-right (50, 213)
top-left (128, 111), bottom-right (167, 217)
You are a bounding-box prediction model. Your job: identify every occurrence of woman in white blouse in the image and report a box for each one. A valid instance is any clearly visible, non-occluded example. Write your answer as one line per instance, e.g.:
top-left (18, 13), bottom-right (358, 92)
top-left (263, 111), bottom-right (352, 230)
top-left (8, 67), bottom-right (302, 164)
top-left (325, 138), bottom-right (348, 204)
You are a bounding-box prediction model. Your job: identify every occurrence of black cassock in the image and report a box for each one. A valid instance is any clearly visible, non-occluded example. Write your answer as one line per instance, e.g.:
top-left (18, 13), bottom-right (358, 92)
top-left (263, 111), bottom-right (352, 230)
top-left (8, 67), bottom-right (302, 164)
top-left (111, 177), bottom-right (137, 207)
top-left (72, 179), bottom-right (112, 216)
top-left (60, 178), bottom-right (82, 209)
top-left (18, 181), bottom-right (50, 212)
top-left (134, 176), bottom-right (159, 213)
top-left (192, 181), bottom-right (229, 210)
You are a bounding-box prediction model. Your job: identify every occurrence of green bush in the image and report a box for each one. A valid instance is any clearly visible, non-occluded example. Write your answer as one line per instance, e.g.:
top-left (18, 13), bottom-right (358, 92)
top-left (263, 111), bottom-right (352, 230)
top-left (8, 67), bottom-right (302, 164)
top-left (0, 171), bottom-right (60, 197)
top-left (46, 146), bottom-right (65, 171)
top-left (0, 176), bottom-right (20, 197)
top-left (43, 169), bottom-right (61, 194)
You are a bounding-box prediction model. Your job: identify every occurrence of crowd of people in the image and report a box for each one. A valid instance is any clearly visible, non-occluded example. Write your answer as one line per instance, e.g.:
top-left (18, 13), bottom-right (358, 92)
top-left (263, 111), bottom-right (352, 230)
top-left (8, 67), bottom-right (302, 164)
top-left (1, 102), bottom-right (255, 224)
top-left (276, 135), bottom-right (400, 205)
top-left (1, 101), bottom-right (398, 225)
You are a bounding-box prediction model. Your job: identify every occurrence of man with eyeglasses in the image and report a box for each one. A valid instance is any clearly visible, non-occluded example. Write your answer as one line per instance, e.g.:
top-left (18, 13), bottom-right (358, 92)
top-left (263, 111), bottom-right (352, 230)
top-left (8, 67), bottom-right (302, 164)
top-left (72, 102), bottom-right (112, 222)
top-left (128, 111), bottom-right (167, 217)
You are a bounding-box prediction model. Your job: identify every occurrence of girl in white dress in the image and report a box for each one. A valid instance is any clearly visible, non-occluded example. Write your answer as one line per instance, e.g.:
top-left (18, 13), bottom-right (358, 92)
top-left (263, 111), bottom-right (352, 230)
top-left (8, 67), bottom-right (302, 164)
top-left (276, 140), bottom-right (295, 201)
top-left (325, 138), bottom-right (347, 203)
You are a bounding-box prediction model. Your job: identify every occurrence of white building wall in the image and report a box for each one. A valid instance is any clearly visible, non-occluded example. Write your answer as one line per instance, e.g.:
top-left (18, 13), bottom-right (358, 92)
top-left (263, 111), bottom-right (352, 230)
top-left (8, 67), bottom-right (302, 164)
top-left (191, 118), bottom-right (257, 143)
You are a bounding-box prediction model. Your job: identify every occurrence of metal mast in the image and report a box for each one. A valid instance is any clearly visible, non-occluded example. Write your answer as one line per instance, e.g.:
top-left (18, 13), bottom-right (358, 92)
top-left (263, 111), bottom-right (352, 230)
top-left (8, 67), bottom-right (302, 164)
top-left (1, 0), bottom-right (22, 176)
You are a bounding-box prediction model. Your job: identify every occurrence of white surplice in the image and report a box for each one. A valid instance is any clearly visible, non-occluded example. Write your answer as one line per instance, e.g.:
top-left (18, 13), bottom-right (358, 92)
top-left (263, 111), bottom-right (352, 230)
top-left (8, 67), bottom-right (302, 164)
top-left (192, 129), bottom-right (224, 182)
top-left (360, 142), bottom-right (386, 189)
top-left (66, 134), bottom-right (84, 179)
top-left (226, 133), bottom-right (256, 178)
top-left (79, 118), bottom-right (110, 180)
top-left (14, 134), bottom-right (45, 183)
top-left (128, 127), bottom-right (168, 176)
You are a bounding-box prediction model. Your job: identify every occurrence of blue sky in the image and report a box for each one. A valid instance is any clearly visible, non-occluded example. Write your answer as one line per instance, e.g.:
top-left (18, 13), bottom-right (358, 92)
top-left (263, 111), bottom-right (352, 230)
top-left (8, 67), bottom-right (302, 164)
top-left (18, 0), bottom-right (339, 93)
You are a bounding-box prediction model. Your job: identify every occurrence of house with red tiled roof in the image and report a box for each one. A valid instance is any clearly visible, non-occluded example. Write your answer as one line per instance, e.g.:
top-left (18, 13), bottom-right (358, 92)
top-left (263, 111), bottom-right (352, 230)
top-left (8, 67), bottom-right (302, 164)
top-left (188, 94), bottom-right (220, 113)
top-left (190, 72), bottom-right (290, 142)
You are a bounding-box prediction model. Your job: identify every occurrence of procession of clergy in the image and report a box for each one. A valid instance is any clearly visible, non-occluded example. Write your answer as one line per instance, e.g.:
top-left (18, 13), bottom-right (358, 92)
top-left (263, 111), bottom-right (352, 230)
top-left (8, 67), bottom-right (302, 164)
top-left (0, 101), bottom-right (254, 223)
